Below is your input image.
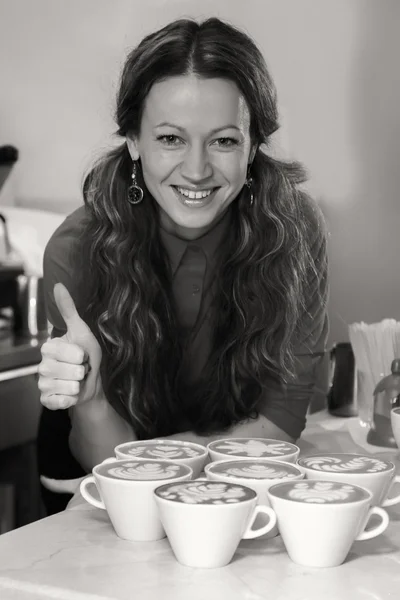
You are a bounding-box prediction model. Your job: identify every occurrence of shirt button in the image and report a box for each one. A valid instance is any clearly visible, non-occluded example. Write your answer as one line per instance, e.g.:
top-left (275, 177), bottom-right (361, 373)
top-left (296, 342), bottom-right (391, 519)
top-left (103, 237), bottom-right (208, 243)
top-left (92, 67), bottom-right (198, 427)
top-left (192, 284), bottom-right (200, 294)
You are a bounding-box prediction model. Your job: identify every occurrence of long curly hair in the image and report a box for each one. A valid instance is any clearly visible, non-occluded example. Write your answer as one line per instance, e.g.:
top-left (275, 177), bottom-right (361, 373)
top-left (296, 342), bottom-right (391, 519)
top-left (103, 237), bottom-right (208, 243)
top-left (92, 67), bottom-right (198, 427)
top-left (75, 17), bottom-right (328, 439)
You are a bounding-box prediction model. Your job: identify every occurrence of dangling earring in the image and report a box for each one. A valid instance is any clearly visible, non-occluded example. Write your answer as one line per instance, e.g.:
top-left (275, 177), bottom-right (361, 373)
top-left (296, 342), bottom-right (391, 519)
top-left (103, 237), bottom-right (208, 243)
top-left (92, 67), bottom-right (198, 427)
top-left (245, 166), bottom-right (254, 207)
top-left (128, 160), bottom-right (144, 205)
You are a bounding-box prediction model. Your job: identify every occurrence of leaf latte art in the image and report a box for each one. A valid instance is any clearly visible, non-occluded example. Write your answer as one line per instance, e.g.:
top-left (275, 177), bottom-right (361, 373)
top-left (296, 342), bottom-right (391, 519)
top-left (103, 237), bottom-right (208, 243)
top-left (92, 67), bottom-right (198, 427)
top-left (125, 445), bottom-right (200, 459)
top-left (157, 482), bottom-right (253, 504)
top-left (302, 456), bottom-right (388, 473)
top-left (288, 482), bottom-right (360, 503)
top-left (222, 465), bottom-right (297, 479)
top-left (106, 462), bottom-right (182, 480)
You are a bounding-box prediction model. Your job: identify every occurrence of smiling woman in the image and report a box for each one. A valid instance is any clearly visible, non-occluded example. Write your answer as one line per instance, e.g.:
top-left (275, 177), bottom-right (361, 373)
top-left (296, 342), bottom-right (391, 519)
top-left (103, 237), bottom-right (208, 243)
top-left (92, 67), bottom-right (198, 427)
top-left (36, 17), bottom-right (329, 515)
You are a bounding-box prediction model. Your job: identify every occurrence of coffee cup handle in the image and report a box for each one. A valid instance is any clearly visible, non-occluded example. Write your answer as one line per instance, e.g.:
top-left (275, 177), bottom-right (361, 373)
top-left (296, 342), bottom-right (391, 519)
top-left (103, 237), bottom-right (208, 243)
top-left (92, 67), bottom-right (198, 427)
top-left (242, 505), bottom-right (277, 540)
top-left (382, 475), bottom-right (400, 507)
top-left (355, 506), bottom-right (389, 541)
top-left (80, 476), bottom-right (106, 510)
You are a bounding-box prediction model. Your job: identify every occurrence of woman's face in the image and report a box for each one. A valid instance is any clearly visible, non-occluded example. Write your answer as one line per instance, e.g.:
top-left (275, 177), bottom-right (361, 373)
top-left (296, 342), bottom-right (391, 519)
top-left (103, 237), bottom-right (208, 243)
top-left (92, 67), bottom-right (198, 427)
top-left (126, 74), bottom-right (256, 240)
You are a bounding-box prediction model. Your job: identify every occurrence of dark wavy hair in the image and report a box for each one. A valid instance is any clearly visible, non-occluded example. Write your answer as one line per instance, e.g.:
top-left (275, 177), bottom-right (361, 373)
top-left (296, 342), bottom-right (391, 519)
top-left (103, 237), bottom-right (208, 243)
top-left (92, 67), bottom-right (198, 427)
top-left (75, 17), bottom-right (328, 439)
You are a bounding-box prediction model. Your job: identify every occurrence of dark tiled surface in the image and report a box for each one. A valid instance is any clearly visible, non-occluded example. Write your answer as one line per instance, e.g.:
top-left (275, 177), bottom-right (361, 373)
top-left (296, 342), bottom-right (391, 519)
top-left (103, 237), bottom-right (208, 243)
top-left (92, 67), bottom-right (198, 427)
top-left (0, 329), bottom-right (46, 373)
top-left (0, 442), bottom-right (45, 531)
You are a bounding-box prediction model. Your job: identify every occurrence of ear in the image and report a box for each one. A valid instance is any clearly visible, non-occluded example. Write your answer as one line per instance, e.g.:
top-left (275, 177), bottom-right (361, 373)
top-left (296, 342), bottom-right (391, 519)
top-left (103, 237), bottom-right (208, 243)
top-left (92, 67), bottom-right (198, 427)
top-left (126, 135), bottom-right (140, 161)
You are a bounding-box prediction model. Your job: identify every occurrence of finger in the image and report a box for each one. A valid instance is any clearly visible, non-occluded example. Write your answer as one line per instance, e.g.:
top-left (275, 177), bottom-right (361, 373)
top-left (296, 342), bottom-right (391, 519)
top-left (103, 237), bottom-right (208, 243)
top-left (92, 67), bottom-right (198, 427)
top-left (41, 339), bottom-right (85, 364)
top-left (40, 393), bottom-right (79, 410)
top-left (59, 338), bottom-right (90, 363)
top-left (38, 378), bottom-right (80, 396)
top-left (53, 283), bottom-right (81, 328)
top-left (38, 358), bottom-right (86, 381)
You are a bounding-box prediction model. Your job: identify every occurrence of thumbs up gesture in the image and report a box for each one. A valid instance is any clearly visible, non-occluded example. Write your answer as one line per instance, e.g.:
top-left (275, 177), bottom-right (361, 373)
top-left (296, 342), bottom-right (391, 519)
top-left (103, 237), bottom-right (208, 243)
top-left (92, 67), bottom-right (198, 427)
top-left (38, 283), bottom-right (103, 410)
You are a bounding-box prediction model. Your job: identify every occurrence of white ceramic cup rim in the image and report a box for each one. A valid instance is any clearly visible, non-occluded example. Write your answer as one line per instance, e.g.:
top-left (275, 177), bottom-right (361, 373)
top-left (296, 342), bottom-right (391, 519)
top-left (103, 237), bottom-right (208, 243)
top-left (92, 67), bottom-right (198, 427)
top-left (115, 439), bottom-right (208, 459)
top-left (391, 407), bottom-right (400, 416)
top-left (297, 453), bottom-right (395, 473)
top-left (93, 458), bottom-right (193, 483)
top-left (204, 458), bottom-right (303, 480)
top-left (267, 479), bottom-right (374, 505)
top-left (154, 478), bottom-right (257, 506)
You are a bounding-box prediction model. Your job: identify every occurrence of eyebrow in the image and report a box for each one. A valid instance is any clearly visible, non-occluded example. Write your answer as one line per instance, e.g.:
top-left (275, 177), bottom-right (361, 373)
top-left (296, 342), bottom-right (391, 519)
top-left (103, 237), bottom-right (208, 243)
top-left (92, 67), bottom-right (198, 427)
top-left (154, 122), bottom-right (241, 135)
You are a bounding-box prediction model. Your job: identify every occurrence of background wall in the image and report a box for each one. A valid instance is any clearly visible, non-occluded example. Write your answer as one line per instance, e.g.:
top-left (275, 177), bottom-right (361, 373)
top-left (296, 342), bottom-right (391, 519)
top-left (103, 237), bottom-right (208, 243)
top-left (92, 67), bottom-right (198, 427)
top-left (1, 0), bottom-right (399, 346)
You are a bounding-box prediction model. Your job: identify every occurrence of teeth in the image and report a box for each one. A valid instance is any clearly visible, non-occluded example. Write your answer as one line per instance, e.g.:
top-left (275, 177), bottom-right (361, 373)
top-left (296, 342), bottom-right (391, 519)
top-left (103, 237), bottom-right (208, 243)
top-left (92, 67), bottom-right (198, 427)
top-left (176, 187), bottom-right (213, 200)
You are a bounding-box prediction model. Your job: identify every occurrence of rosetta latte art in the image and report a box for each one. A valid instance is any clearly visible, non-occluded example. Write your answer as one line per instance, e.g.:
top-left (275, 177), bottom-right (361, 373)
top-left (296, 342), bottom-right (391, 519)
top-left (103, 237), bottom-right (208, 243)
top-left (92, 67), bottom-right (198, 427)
top-left (106, 462), bottom-right (182, 480)
top-left (288, 482), bottom-right (359, 503)
top-left (222, 464), bottom-right (297, 479)
top-left (158, 482), bottom-right (249, 504)
top-left (125, 445), bottom-right (200, 459)
top-left (303, 456), bottom-right (388, 473)
top-left (214, 440), bottom-right (293, 457)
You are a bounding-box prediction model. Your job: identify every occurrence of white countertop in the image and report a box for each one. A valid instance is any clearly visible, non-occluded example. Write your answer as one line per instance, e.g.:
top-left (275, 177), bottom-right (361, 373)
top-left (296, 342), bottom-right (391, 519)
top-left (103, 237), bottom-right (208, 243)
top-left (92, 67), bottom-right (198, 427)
top-left (1, 412), bottom-right (399, 600)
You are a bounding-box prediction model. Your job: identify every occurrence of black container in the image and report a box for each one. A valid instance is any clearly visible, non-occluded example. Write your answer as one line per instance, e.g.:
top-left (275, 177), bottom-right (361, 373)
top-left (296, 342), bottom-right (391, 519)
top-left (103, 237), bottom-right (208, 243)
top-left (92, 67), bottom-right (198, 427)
top-left (327, 342), bottom-right (358, 417)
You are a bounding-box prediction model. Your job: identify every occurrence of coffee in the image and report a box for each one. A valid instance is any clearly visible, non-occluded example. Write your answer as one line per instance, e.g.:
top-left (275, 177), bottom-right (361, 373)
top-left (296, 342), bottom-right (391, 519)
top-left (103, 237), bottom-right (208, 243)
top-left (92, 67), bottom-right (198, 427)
top-left (208, 460), bottom-right (300, 480)
top-left (155, 480), bottom-right (256, 505)
top-left (97, 460), bottom-right (189, 481)
top-left (270, 480), bottom-right (369, 504)
top-left (118, 441), bottom-right (204, 460)
top-left (208, 438), bottom-right (297, 458)
top-left (298, 454), bottom-right (392, 474)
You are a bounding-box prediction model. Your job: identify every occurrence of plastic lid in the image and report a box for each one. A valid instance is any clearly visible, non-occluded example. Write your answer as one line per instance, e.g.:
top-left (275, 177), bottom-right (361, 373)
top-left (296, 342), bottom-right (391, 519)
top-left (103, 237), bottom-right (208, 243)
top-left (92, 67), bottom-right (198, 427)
top-left (391, 359), bottom-right (400, 374)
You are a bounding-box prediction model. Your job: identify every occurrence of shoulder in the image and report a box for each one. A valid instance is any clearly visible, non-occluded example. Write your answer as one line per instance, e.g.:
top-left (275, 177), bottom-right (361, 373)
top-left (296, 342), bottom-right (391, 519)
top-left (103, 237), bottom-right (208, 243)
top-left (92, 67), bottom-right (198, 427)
top-left (44, 205), bottom-right (90, 279)
top-left (43, 205), bottom-right (89, 332)
top-left (44, 205), bottom-right (88, 256)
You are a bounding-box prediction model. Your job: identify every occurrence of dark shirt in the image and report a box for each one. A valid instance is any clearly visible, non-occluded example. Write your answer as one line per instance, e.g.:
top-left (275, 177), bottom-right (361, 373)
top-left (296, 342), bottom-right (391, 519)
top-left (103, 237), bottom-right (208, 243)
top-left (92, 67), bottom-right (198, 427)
top-left (43, 204), bottom-right (328, 439)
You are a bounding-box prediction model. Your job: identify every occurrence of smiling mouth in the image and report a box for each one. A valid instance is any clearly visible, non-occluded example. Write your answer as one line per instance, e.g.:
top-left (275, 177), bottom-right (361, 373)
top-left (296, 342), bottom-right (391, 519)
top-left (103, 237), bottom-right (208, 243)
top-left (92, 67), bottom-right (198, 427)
top-left (171, 186), bottom-right (219, 199)
top-left (171, 185), bottom-right (219, 208)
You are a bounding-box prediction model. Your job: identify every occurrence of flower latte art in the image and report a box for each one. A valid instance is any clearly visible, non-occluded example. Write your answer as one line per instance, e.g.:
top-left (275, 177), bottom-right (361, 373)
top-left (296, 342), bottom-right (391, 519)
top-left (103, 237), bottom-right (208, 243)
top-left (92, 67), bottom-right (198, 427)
top-left (271, 481), bottom-right (368, 504)
top-left (211, 462), bottom-right (299, 480)
top-left (156, 481), bottom-right (255, 504)
top-left (123, 444), bottom-right (202, 459)
top-left (100, 461), bottom-right (185, 480)
top-left (300, 455), bottom-right (390, 474)
top-left (211, 439), bottom-right (295, 458)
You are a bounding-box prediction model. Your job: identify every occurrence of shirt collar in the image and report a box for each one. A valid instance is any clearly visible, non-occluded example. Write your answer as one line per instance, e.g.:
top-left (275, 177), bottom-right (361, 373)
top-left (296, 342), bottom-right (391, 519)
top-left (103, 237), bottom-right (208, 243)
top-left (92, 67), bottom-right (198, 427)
top-left (160, 208), bottom-right (231, 276)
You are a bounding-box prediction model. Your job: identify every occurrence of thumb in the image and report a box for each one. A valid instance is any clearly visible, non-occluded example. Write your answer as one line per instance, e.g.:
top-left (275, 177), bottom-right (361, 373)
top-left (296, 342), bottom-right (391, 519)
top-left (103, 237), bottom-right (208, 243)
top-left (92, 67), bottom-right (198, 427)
top-left (53, 283), bottom-right (88, 337)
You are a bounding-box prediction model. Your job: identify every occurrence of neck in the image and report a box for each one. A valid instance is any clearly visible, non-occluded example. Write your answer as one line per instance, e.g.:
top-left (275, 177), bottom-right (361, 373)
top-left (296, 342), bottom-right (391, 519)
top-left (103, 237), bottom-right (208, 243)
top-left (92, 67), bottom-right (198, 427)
top-left (160, 208), bottom-right (229, 241)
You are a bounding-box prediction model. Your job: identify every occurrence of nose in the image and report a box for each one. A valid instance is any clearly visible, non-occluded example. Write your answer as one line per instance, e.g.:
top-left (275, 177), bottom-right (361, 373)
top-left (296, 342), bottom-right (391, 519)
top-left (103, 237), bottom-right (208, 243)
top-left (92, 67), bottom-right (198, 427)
top-left (180, 143), bottom-right (213, 181)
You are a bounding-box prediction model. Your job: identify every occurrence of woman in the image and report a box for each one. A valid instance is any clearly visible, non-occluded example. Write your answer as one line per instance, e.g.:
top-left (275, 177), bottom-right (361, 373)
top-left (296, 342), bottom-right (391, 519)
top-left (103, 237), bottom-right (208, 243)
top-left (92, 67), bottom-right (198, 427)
top-left (37, 17), bottom-right (329, 514)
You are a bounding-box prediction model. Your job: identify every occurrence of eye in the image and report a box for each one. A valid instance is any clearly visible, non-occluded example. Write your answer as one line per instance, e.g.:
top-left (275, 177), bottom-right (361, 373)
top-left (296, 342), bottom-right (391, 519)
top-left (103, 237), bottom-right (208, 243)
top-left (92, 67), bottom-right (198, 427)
top-left (156, 135), bottom-right (182, 146)
top-left (215, 137), bottom-right (239, 148)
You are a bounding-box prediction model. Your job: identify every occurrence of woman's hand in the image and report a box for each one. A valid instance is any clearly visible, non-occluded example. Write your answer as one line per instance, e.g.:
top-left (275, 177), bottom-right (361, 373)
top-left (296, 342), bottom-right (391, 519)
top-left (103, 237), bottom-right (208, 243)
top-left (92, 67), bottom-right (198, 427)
top-left (38, 283), bottom-right (103, 410)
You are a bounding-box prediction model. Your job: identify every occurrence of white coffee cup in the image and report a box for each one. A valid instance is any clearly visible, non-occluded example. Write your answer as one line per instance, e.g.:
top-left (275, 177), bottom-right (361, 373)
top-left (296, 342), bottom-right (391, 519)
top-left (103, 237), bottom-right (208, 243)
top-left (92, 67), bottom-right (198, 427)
top-left (297, 453), bottom-right (400, 507)
top-left (391, 407), bottom-right (400, 448)
top-left (114, 439), bottom-right (208, 478)
top-left (154, 479), bottom-right (277, 568)
top-left (207, 437), bottom-right (300, 464)
top-left (205, 459), bottom-right (304, 538)
top-left (267, 479), bottom-right (389, 568)
top-left (80, 458), bottom-right (192, 542)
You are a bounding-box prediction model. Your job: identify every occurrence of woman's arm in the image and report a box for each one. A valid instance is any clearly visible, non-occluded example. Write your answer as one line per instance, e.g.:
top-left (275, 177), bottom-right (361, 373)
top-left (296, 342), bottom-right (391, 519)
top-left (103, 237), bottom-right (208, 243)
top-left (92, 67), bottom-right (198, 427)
top-left (42, 214), bottom-right (137, 472)
top-left (69, 395), bottom-right (137, 472)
